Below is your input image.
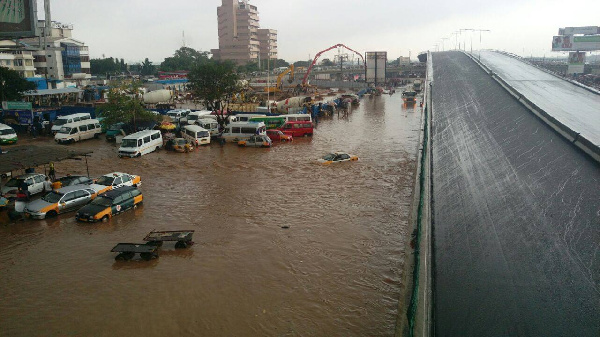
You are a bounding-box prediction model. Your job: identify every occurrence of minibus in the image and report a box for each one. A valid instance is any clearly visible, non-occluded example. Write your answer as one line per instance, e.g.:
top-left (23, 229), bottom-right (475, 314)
top-left (54, 119), bottom-right (102, 144)
top-left (51, 113), bottom-right (92, 133)
top-left (279, 121), bottom-right (314, 137)
top-left (196, 118), bottom-right (220, 136)
top-left (182, 125), bottom-right (211, 146)
top-left (0, 123), bottom-right (17, 144)
top-left (118, 129), bottom-right (163, 157)
top-left (283, 114), bottom-right (312, 122)
top-left (249, 116), bottom-right (286, 129)
top-left (221, 121), bottom-right (266, 142)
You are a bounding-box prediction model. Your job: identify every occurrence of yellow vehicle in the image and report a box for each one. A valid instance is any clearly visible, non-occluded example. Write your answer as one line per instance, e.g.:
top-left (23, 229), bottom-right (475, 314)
top-left (76, 186), bottom-right (143, 222)
top-left (265, 64), bottom-right (294, 93)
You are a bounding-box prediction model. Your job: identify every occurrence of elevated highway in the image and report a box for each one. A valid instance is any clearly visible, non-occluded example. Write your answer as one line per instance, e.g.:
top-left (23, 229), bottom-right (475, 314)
top-left (430, 51), bottom-right (599, 336)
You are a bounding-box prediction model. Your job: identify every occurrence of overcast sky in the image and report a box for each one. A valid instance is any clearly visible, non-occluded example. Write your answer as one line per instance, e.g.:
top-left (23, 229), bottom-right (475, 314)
top-left (39, 0), bottom-right (600, 64)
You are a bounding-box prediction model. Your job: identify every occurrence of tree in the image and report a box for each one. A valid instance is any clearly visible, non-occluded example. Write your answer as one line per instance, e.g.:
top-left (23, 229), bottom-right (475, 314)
top-left (321, 58), bottom-right (335, 66)
top-left (141, 58), bottom-right (156, 76)
top-left (161, 47), bottom-right (210, 71)
top-left (293, 60), bottom-right (310, 68)
top-left (238, 61), bottom-right (259, 73)
top-left (188, 60), bottom-right (240, 128)
top-left (0, 67), bottom-right (36, 101)
top-left (90, 57), bottom-right (126, 76)
top-left (96, 81), bottom-right (159, 131)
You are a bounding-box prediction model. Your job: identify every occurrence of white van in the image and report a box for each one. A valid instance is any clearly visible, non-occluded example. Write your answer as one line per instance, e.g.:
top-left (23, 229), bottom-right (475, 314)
top-left (118, 129), bottom-right (163, 158)
top-left (221, 121), bottom-right (266, 143)
top-left (185, 110), bottom-right (213, 125)
top-left (166, 109), bottom-right (191, 123)
top-left (284, 114), bottom-right (312, 122)
top-left (51, 113), bottom-right (92, 133)
top-left (0, 123), bottom-right (18, 144)
top-left (182, 125), bottom-right (211, 146)
top-left (197, 118), bottom-right (220, 136)
top-left (54, 119), bottom-right (102, 144)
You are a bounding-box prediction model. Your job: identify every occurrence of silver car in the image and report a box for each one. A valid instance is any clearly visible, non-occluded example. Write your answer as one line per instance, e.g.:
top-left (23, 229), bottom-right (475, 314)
top-left (25, 185), bottom-right (97, 219)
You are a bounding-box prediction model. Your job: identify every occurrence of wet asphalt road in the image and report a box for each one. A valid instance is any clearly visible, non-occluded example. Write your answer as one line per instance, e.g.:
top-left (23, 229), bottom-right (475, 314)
top-left (431, 51), bottom-right (599, 336)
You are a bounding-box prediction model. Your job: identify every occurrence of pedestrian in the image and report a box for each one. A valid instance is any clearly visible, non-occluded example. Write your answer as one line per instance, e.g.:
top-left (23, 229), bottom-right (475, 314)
top-left (43, 177), bottom-right (53, 193)
top-left (48, 162), bottom-right (56, 181)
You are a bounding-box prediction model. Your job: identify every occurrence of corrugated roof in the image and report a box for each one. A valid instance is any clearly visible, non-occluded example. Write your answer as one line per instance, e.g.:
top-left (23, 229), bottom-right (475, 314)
top-left (0, 145), bottom-right (91, 173)
top-left (24, 88), bottom-right (83, 96)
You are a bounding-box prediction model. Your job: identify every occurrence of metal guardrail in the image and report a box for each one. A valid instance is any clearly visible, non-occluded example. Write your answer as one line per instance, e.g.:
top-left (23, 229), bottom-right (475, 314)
top-left (464, 51), bottom-right (600, 163)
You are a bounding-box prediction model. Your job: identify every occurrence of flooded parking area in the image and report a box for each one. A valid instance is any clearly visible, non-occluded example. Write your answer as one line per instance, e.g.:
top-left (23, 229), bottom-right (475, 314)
top-left (0, 93), bottom-right (422, 336)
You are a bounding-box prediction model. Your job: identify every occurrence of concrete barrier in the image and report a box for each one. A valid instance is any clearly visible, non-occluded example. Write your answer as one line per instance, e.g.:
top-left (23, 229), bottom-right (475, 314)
top-left (464, 51), bottom-right (600, 163)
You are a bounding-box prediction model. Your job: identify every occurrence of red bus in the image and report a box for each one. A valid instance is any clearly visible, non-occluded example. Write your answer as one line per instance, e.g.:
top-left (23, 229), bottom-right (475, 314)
top-left (278, 121), bottom-right (314, 137)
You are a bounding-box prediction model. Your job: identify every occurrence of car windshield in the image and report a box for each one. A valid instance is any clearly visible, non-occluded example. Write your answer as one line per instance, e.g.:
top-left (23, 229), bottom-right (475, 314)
top-left (167, 112), bottom-right (179, 118)
top-left (5, 178), bottom-right (24, 187)
top-left (0, 129), bottom-right (15, 135)
top-left (322, 154), bottom-right (336, 161)
top-left (42, 191), bottom-right (63, 203)
top-left (59, 126), bottom-right (71, 134)
top-left (187, 115), bottom-right (198, 120)
top-left (198, 131), bottom-right (209, 137)
top-left (53, 119), bottom-right (68, 126)
top-left (108, 124), bottom-right (123, 131)
top-left (90, 196), bottom-right (112, 207)
top-left (121, 139), bottom-right (138, 148)
top-left (96, 176), bottom-right (115, 186)
top-left (58, 176), bottom-right (77, 185)
top-left (175, 139), bottom-right (186, 145)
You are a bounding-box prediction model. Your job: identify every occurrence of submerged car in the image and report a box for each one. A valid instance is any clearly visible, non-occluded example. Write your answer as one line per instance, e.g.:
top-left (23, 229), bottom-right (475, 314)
top-left (165, 138), bottom-right (194, 152)
top-left (105, 122), bottom-right (126, 141)
top-left (318, 152), bottom-right (359, 165)
top-left (76, 186), bottom-right (143, 222)
top-left (89, 172), bottom-right (141, 194)
top-left (52, 175), bottom-right (94, 190)
top-left (24, 185), bottom-right (97, 219)
top-left (238, 135), bottom-right (272, 148)
top-left (1, 173), bottom-right (47, 199)
top-left (266, 129), bottom-right (293, 142)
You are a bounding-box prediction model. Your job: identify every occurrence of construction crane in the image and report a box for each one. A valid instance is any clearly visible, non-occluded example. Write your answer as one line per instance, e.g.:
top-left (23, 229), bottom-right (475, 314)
top-left (302, 44), bottom-right (365, 87)
top-left (264, 64), bottom-right (294, 93)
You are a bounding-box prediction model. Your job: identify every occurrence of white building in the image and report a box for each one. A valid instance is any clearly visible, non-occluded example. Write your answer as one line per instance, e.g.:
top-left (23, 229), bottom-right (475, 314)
top-left (21, 21), bottom-right (91, 87)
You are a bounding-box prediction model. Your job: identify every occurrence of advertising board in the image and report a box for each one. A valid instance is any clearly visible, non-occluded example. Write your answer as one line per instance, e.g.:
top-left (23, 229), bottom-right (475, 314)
top-left (366, 51), bottom-right (387, 85)
top-left (551, 35), bottom-right (600, 51)
top-left (559, 26), bottom-right (600, 36)
top-left (0, 0), bottom-right (38, 38)
top-left (567, 52), bottom-right (585, 74)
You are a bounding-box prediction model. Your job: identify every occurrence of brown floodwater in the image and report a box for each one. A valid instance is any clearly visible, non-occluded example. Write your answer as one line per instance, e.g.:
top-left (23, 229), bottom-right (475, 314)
top-left (0, 93), bottom-right (422, 336)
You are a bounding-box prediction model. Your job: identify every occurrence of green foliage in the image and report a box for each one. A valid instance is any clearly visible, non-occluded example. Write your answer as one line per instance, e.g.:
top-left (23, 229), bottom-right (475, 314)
top-left (90, 57), bottom-right (128, 76)
top-left (160, 47), bottom-right (210, 72)
top-left (188, 60), bottom-right (240, 126)
top-left (96, 81), bottom-right (159, 130)
top-left (293, 60), bottom-right (310, 68)
top-left (0, 66), bottom-right (36, 100)
top-left (321, 58), bottom-right (335, 66)
top-left (238, 62), bottom-right (260, 73)
top-left (141, 58), bottom-right (156, 76)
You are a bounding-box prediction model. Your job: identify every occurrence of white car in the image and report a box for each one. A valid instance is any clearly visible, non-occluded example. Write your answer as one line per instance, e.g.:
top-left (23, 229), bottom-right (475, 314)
top-left (317, 152), bottom-right (359, 165)
top-left (1, 173), bottom-right (48, 198)
top-left (89, 172), bottom-right (141, 194)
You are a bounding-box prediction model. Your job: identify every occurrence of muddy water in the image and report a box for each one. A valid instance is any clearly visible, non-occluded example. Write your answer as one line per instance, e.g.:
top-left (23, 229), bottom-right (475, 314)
top-left (0, 93), bottom-right (422, 336)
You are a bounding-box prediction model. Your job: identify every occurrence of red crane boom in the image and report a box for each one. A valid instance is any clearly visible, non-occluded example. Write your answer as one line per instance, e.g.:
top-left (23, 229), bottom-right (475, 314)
top-left (302, 44), bottom-right (365, 86)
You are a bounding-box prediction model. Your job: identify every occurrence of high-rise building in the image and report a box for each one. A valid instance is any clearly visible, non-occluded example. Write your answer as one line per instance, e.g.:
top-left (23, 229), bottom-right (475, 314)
top-left (211, 0), bottom-right (277, 65)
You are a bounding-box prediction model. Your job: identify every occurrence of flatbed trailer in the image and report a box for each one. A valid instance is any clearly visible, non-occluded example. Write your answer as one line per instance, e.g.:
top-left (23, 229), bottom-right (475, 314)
top-left (143, 229), bottom-right (195, 249)
top-left (111, 243), bottom-right (159, 261)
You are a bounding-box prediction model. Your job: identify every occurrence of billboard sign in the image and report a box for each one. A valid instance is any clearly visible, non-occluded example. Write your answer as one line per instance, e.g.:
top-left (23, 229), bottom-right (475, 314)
top-left (551, 35), bottom-right (600, 51)
top-left (0, 0), bottom-right (38, 38)
top-left (2, 101), bottom-right (32, 110)
top-left (366, 51), bottom-right (387, 85)
top-left (559, 26), bottom-right (600, 35)
top-left (567, 52), bottom-right (585, 74)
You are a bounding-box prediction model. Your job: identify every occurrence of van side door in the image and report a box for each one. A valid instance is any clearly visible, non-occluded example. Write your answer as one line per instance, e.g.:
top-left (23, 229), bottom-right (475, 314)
top-left (32, 175), bottom-right (45, 194)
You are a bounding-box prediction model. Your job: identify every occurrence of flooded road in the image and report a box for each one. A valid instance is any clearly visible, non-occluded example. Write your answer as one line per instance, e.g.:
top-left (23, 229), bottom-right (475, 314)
top-left (0, 93), bottom-right (422, 336)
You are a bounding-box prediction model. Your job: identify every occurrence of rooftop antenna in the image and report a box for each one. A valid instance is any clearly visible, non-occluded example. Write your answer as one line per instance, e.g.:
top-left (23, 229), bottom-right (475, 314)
top-left (182, 31), bottom-right (186, 48)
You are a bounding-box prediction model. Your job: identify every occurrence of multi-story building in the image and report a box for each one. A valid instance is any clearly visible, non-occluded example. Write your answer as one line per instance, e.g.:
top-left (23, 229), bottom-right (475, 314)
top-left (0, 50), bottom-right (37, 78)
top-left (211, 0), bottom-right (277, 65)
top-left (20, 21), bottom-right (91, 87)
top-left (257, 29), bottom-right (277, 63)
